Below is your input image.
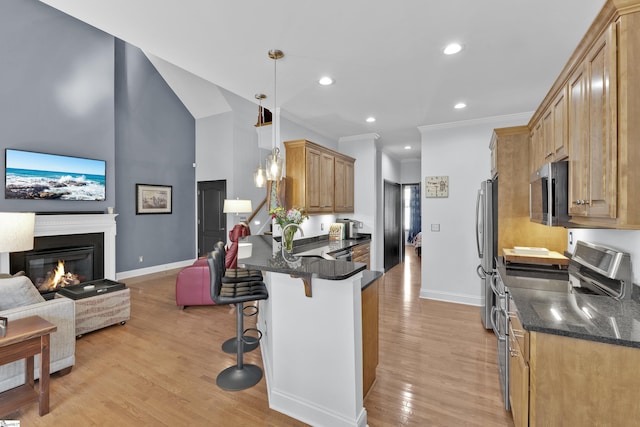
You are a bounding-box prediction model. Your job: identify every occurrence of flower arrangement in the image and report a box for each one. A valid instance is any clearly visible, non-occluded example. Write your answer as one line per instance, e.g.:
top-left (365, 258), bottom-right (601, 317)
top-left (270, 206), bottom-right (308, 252)
top-left (269, 206), bottom-right (309, 228)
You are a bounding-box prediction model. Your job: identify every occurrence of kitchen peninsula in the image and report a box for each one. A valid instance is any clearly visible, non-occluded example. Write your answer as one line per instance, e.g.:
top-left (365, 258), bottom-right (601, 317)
top-left (237, 235), bottom-right (376, 427)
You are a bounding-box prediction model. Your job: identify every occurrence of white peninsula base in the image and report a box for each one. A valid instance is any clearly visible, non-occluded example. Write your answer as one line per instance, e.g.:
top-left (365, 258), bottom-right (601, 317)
top-left (258, 271), bottom-right (367, 427)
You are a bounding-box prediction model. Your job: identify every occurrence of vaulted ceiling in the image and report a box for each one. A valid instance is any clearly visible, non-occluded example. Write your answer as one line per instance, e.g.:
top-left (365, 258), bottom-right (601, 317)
top-left (39, 0), bottom-right (605, 160)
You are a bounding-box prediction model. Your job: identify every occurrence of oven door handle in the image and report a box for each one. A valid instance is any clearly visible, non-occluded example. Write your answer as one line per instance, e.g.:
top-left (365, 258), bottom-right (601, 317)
top-left (490, 306), bottom-right (505, 341)
top-left (489, 272), bottom-right (499, 295)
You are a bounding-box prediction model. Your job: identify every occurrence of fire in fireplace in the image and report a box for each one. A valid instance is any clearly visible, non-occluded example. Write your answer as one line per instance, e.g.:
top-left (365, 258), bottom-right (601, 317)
top-left (27, 254), bottom-right (85, 292)
top-left (10, 232), bottom-right (104, 296)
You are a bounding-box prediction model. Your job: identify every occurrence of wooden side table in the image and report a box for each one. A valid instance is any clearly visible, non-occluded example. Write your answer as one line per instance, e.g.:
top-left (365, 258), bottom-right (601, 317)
top-left (0, 316), bottom-right (57, 417)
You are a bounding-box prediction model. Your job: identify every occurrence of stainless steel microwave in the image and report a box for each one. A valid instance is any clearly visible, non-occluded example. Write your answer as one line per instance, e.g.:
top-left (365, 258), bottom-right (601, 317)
top-left (529, 161), bottom-right (570, 226)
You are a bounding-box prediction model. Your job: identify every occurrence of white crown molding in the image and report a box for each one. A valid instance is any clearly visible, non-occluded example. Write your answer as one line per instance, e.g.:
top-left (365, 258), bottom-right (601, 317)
top-left (417, 111), bottom-right (533, 133)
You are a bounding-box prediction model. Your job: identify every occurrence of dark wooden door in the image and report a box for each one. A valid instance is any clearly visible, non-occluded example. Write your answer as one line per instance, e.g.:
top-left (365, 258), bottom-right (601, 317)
top-left (384, 180), bottom-right (402, 271)
top-left (197, 180), bottom-right (226, 257)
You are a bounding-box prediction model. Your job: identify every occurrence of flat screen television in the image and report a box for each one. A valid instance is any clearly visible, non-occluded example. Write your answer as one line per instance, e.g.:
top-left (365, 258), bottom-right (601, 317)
top-left (5, 149), bottom-right (106, 201)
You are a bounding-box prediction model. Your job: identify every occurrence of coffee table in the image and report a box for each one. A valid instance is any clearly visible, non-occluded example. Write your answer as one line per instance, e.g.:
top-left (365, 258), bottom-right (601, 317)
top-left (56, 279), bottom-right (130, 338)
top-left (0, 316), bottom-right (56, 417)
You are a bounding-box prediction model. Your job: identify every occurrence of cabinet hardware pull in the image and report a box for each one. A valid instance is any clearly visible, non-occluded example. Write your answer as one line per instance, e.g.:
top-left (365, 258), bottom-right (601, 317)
top-left (545, 151), bottom-right (553, 157)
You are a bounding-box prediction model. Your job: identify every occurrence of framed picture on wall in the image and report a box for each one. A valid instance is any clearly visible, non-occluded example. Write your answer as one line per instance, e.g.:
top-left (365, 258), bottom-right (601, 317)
top-left (136, 184), bottom-right (172, 214)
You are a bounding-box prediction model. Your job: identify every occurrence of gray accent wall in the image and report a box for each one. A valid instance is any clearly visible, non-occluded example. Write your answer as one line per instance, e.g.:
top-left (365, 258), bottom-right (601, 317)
top-left (0, 0), bottom-right (196, 273)
top-left (114, 40), bottom-right (195, 271)
top-left (0, 0), bottom-right (115, 212)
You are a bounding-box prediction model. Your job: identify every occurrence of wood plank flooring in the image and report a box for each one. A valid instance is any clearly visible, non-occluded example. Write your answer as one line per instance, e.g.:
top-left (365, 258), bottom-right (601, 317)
top-left (8, 247), bottom-right (513, 426)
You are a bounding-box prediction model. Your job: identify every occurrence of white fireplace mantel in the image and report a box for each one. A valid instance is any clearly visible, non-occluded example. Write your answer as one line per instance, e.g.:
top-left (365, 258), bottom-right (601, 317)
top-left (0, 213), bottom-right (117, 279)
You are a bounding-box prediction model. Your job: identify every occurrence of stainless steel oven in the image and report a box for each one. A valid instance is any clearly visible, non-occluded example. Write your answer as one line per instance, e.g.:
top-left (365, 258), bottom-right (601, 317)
top-left (492, 270), bottom-right (510, 411)
top-left (331, 248), bottom-right (353, 261)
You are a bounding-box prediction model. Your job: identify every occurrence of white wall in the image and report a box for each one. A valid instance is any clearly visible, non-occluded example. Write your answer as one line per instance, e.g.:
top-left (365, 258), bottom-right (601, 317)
top-left (340, 134), bottom-right (381, 270)
top-left (419, 113), bottom-right (531, 305)
top-left (401, 159), bottom-right (421, 184)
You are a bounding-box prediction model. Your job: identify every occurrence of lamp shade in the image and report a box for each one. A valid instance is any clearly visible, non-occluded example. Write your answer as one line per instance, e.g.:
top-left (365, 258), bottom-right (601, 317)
top-left (0, 212), bottom-right (35, 252)
top-left (223, 199), bottom-right (252, 214)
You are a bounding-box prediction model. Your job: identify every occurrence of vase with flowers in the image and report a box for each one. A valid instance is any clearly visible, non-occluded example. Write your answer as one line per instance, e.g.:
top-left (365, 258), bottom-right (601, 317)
top-left (270, 206), bottom-right (309, 253)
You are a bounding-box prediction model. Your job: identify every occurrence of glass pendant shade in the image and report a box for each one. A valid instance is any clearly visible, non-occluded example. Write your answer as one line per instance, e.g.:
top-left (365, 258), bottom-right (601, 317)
top-left (265, 147), bottom-right (283, 181)
top-left (254, 165), bottom-right (267, 188)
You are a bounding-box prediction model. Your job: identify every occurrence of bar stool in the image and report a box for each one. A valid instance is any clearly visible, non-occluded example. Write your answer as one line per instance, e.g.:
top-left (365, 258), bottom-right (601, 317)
top-left (207, 248), bottom-right (268, 391)
top-left (215, 242), bottom-right (264, 354)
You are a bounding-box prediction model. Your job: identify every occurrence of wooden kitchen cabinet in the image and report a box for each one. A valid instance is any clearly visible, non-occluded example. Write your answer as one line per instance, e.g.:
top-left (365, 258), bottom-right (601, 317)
top-left (530, 89), bottom-right (569, 174)
top-left (334, 155), bottom-right (354, 213)
top-left (508, 305), bottom-right (530, 427)
top-left (509, 297), bottom-right (640, 427)
top-left (528, 1), bottom-right (640, 228)
top-left (352, 242), bottom-right (370, 269)
top-left (491, 127), bottom-right (566, 255)
top-left (361, 274), bottom-right (380, 397)
top-left (567, 23), bottom-right (617, 220)
top-left (527, 332), bottom-right (640, 426)
top-left (551, 86), bottom-right (568, 161)
top-left (284, 139), bottom-right (354, 214)
top-left (528, 121), bottom-right (544, 173)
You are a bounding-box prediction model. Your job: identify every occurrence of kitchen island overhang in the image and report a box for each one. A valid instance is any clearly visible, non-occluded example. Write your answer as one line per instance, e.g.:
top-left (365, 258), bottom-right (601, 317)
top-left (237, 235), bottom-right (369, 427)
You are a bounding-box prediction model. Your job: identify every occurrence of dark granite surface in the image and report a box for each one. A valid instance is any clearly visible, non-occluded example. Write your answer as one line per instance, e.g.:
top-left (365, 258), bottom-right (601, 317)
top-left (498, 259), bottom-right (640, 348)
top-left (289, 234), bottom-right (371, 258)
top-left (237, 235), bottom-right (367, 282)
top-left (361, 270), bottom-right (383, 291)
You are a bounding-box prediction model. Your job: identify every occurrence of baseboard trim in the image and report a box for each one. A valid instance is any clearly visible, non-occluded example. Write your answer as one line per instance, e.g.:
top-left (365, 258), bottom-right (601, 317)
top-left (419, 288), bottom-right (482, 306)
top-left (116, 259), bottom-right (195, 280)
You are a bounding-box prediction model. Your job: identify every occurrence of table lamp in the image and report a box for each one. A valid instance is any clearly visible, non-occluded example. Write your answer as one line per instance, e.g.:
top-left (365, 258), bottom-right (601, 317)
top-left (223, 199), bottom-right (252, 222)
top-left (0, 212), bottom-right (35, 274)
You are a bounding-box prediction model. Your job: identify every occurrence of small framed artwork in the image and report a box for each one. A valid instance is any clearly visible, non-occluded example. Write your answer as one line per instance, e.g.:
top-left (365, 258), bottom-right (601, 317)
top-left (136, 184), bottom-right (173, 214)
top-left (425, 176), bottom-right (449, 198)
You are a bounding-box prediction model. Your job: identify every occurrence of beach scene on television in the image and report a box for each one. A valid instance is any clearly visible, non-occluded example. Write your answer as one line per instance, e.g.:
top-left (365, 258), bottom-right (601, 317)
top-left (5, 149), bottom-right (106, 201)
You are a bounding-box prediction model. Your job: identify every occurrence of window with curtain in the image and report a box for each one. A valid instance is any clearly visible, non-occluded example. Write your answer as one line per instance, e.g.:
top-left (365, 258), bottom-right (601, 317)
top-left (405, 184), bottom-right (421, 243)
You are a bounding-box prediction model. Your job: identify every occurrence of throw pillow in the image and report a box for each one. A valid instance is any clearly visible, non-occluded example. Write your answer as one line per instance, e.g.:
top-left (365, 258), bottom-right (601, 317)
top-left (0, 276), bottom-right (45, 311)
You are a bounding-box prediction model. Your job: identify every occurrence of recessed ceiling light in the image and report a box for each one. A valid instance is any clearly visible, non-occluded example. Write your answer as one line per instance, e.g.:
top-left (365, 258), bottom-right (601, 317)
top-left (444, 43), bottom-right (463, 55)
top-left (404, 146), bottom-right (411, 150)
top-left (366, 117), bottom-right (376, 123)
top-left (454, 102), bottom-right (467, 109)
top-left (318, 76), bottom-right (334, 86)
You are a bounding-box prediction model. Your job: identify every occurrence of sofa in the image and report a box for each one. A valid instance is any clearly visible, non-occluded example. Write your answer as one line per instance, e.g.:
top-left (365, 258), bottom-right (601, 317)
top-left (175, 258), bottom-right (215, 308)
top-left (0, 276), bottom-right (76, 393)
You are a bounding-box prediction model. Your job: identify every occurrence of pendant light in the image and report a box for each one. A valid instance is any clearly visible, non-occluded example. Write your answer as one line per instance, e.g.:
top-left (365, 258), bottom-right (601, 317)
top-left (253, 94), bottom-right (267, 188)
top-left (265, 49), bottom-right (284, 181)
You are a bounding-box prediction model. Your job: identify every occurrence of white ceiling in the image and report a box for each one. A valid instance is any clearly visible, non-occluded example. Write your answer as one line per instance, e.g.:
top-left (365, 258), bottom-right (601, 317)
top-left (39, 0), bottom-right (605, 160)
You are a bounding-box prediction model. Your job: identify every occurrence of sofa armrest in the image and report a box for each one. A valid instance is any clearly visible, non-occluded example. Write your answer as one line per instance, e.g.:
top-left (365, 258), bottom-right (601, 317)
top-left (0, 297), bottom-right (76, 365)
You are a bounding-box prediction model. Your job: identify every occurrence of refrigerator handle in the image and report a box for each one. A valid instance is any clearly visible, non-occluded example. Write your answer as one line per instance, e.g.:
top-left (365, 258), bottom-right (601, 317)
top-left (475, 188), bottom-right (483, 258)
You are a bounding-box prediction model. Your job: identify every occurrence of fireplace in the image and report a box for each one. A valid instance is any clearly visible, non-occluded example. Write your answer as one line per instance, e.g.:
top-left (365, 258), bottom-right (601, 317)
top-left (11, 233), bottom-right (104, 297)
top-left (0, 213), bottom-right (117, 297)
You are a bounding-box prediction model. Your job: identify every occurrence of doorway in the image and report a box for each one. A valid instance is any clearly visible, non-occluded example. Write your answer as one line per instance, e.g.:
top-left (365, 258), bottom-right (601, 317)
top-left (384, 180), bottom-right (402, 271)
top-left (197, 180), bottom-right (226, 257)
top-left (403, 182), bottom-right (422, 259)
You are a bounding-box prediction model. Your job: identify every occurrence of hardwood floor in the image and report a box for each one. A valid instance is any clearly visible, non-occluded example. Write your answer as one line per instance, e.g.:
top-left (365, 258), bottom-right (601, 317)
top-left (9, 246), bottom-right (513, 426)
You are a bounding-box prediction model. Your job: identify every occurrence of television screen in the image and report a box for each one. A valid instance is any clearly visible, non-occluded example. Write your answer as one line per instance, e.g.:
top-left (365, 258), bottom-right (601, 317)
top-left (5, 149), bottom-right (106, 201)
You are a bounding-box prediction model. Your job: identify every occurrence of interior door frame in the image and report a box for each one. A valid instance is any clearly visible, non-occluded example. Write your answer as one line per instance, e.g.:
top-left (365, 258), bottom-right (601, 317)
top-left (197, 180), bottom-right (226, 257)
top-left (383, 179), bottom-right (402, 271)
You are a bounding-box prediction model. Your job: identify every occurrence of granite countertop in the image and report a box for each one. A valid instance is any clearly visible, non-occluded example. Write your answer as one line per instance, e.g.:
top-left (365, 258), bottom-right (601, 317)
top-left (290, 234), bottom-right (371, 259)
top-left (497, 259), bottom-right (640, 349)
top-left (237, 235), bottom-right (367, 282)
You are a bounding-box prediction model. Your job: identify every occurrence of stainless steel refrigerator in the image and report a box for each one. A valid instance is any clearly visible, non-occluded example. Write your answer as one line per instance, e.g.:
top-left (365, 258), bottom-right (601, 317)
top-left (475, 179), bottom-right (497, 329)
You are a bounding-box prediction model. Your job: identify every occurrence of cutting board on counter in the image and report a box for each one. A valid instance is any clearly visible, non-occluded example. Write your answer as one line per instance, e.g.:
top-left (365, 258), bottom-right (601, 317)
top-left (503, 248), bottom-right (569, 266)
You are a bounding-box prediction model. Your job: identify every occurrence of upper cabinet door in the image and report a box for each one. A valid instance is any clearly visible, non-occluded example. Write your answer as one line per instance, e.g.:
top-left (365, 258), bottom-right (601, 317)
top-left (584, 23), bottom-right (617, 219)
top-left (551, 87), bottom-right (568, 160)
top-left (566, 23), bottom-right (617, 220)
top-left (567, 63), bottom-right (589, 217)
